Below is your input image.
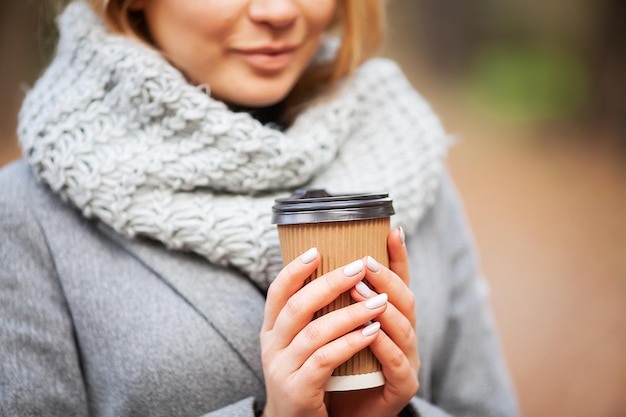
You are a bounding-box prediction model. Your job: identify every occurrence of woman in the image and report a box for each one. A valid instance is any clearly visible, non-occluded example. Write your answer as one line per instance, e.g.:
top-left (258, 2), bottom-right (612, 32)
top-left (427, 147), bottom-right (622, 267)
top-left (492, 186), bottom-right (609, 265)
top-left (0, 0), bottom-right (519, 416)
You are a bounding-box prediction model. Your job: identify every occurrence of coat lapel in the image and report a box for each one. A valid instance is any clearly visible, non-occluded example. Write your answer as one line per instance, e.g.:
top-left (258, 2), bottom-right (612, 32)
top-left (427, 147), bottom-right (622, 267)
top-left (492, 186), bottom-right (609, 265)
top-left (99, 225), bottom-right (267, 384)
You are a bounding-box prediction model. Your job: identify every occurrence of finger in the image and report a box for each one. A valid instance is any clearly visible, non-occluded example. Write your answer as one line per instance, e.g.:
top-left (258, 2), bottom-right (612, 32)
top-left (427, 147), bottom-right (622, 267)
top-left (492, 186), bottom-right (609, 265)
top-left (363, 256), bottom-right (416, 327)
top-left (369, 329), bottom-right (420, 397)
top-left (350, 286), bottom-right (418, 367)
top-left (271, 259), bottom-right (367, 348)
top-left (297, 323), bottom-right (382, 389)
top-left (285, 293), bottom-right (388, 370)
top-left (263, 247), bottom-right (320, 332)
top-left (376, 304), bottom-right (419, 369)
top-left (388, 227), bottom-right (410, 285)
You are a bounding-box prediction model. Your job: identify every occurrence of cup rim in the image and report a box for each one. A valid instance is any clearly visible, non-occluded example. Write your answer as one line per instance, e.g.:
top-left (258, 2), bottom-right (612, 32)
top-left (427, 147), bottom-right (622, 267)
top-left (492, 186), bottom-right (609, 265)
top-left (272, 189), bottom-right (395, 225)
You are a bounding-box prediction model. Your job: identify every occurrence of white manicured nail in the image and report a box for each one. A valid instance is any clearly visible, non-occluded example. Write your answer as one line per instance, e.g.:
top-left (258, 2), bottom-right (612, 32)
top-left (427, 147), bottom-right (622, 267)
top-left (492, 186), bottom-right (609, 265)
top-left (399, 227), bottom-right (405, 245)
top-left (366, 256), bottom-right (380, 272)
top-left (365, 293), bottom-right (388, 309)
top-left (362, 321), bottom-right (381, 336)
top-left (300, 247), bottom-right (318, 264)
top-left (343, 260), bottom-right (364, 277)
top-left (355, 281), bottom-right (372, 298)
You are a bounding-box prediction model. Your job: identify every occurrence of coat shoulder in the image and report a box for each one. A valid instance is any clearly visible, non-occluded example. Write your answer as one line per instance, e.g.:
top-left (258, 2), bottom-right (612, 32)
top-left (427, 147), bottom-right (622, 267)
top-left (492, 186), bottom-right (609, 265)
top-left (0, 160), bottom-right (40, 218)
top-left (0, 159), bottom-right (71, 232)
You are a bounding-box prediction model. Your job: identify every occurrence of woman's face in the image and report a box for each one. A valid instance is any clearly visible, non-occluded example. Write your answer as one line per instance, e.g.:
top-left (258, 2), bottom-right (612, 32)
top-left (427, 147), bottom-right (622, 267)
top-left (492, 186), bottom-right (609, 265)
top-left (132, 0), bottom-right (337, 107)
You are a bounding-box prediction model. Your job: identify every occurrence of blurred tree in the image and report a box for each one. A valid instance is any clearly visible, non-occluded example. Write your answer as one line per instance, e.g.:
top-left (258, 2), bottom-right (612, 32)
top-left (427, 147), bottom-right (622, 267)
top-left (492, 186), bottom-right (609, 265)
top-left (589, 0), bottom-right (626, 137)
top-left (411, 0), bottom-right (624, 135)
top-left (412, 0), bottom-right (487, 76)
top-left (0, 1), bottom-right (48, 163)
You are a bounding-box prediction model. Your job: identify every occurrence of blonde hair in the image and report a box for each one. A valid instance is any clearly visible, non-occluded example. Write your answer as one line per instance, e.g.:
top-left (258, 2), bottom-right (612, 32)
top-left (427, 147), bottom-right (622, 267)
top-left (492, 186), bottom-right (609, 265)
top-left (87, 0), bottom-right (386, 120)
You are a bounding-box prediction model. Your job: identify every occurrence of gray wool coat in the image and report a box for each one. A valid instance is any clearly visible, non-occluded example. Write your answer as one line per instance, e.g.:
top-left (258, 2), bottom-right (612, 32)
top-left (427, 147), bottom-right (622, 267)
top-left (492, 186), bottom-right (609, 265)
top-left (0, 160), bottom-right (519, 417)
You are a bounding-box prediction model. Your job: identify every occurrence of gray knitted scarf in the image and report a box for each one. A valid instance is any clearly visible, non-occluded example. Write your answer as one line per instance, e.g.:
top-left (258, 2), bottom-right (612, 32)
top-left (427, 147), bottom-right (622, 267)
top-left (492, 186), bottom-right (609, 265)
top-left (19, 2), bottom-right (448, 289)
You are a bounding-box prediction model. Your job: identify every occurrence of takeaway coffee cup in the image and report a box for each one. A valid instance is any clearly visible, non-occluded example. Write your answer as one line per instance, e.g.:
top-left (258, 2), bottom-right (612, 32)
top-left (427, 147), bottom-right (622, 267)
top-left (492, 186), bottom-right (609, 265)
top-left (272, 189), bottom-right (395, 391)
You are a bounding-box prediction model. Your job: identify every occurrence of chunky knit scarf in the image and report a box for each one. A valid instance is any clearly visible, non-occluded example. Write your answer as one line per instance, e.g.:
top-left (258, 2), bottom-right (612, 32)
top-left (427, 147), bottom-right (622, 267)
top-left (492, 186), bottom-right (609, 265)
top-left (19, 2), bottom-right (448, 289)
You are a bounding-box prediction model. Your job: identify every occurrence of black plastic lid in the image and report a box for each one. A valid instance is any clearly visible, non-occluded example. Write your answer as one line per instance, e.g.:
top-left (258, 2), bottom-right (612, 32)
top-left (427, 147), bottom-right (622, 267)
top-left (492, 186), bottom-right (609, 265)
top-left (272, 189), bottom-right (395, 225)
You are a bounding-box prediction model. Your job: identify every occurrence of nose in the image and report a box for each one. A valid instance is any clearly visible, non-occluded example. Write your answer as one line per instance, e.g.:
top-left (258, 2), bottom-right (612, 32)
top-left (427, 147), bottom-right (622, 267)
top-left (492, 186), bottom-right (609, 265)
top-left (248, 0), bottom-right (299, 29)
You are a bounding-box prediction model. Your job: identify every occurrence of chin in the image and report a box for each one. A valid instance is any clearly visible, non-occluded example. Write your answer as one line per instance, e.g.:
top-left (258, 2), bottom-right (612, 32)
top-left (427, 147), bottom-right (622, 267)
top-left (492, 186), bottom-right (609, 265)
top-left (230, 89), bottom-right (292, 108)
top-left (216, 74), bottom-right (299, 108)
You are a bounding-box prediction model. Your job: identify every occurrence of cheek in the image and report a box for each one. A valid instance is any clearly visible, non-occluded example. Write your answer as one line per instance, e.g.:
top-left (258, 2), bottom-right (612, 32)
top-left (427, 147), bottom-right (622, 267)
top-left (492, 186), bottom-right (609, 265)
top-left (320, 0), bottom-right (337, 30)
top-left (144, 4), bottom-right (237, 81)
top-left (145, 2), bottom-right (234, 51)
top-left (308, 0), bottom-right (338, 31)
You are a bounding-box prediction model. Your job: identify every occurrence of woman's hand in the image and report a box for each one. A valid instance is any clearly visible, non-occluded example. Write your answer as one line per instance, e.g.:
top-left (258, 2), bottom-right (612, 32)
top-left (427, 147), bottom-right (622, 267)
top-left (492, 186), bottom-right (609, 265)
top-left (261, 248), bottom-right (389, 417)
top-left (327, 227), bottom-right (420, 417)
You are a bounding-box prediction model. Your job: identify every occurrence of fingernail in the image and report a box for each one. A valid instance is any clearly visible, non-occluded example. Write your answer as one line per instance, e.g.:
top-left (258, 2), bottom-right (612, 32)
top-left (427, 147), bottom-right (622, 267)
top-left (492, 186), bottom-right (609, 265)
top-left (365, 293), bottom-right (388, 309)
top-left (398, 227), bottom-right (405, 246)
top-left (362, 321), bottom-right (381, 336)
top-left (300, 247), bottom-right (318, 264)
top-left (343, 260), bottom-right (364, 277)
top-left (366, 256), bottom-right (380, 272)
top-left (355, 281), bottom-right (372, 298)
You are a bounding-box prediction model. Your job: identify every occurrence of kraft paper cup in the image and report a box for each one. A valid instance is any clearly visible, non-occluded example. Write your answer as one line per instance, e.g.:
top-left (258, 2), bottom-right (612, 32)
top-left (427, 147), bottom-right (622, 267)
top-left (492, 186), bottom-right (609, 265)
top-left (272, 189), bottom-right (395, 391)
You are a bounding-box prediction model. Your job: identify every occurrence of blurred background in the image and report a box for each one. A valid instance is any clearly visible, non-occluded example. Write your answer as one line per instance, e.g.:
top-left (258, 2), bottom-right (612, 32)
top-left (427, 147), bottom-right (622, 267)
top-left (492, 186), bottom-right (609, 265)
top-left (1, 1), bottom-right (625, 416)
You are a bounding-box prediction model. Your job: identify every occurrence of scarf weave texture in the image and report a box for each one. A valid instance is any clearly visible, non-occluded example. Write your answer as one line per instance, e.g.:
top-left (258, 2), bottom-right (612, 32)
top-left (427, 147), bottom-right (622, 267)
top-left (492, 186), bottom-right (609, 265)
top-left (19, 2), bottom-right (448, 290)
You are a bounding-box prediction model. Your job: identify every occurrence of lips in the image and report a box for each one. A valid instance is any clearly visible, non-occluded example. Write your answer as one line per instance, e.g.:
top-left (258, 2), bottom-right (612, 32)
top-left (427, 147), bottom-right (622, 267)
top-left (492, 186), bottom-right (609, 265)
top-left (232, 45), bottom-right (298, 72)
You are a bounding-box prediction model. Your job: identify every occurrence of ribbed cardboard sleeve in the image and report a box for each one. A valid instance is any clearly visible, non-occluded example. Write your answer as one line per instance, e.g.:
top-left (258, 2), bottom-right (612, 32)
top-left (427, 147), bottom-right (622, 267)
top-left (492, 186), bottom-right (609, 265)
top-left (277, 217), bottom-right (390, 390)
